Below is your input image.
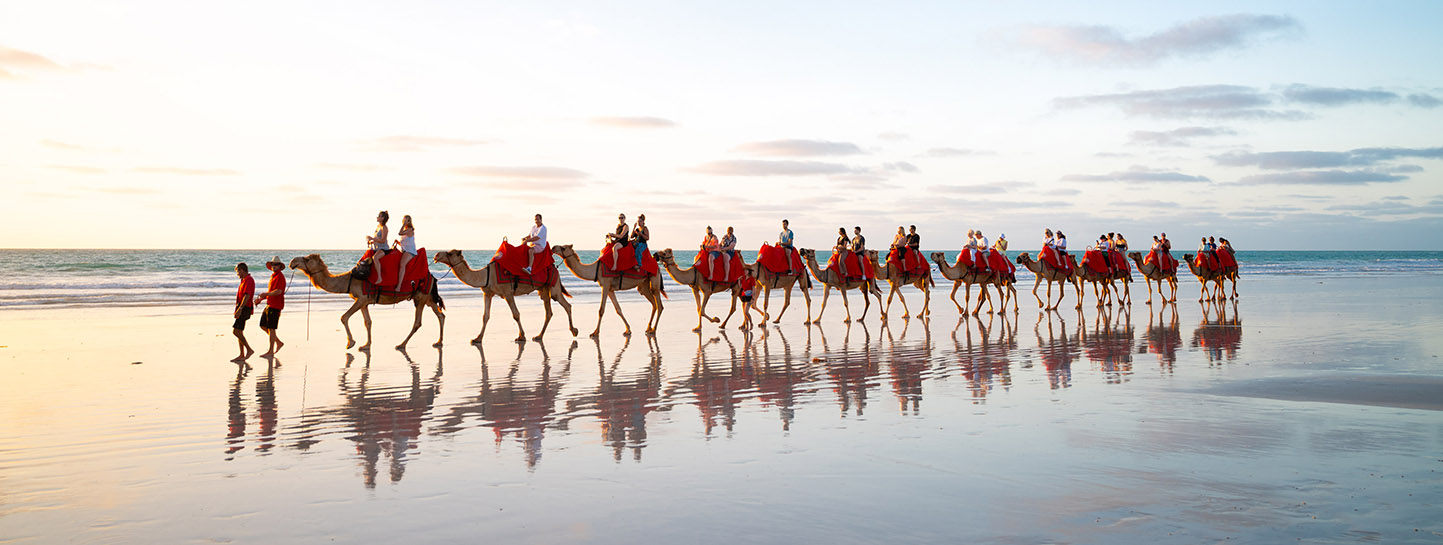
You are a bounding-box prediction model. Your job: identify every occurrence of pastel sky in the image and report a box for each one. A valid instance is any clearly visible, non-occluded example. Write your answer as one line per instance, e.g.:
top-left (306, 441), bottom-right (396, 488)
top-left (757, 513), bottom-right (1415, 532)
top-left (3, 1), bottom-right (1441, 250)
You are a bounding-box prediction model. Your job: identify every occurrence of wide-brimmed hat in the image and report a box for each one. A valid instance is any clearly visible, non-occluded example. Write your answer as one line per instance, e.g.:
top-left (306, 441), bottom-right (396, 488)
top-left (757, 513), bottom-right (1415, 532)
top-left (266, 255), bottom-right (284, 268)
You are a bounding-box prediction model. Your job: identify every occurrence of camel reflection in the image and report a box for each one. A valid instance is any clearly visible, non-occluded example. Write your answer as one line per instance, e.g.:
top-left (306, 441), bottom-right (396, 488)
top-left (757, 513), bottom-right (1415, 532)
top-left (566, 337), bottom-right (663, 462)
top-left (1080, 308), bottom-right (1135, 384)
top-left (817, 322), bottom-right (879, 417)
top-left (953, 314), bottom-right (1015, 403)
top-left (1140, 304), bottom-right (1182, 371)
top-left (1034, 311), bottom-right (1077, 390)
top-left (668, 332), bottom-right (755, 437)
top-left (751, 327), bottom-right (818, 431)
top-left (224, 361), bottom-right (281, 458)
top-left (887, 319), bottom-right (932, 414)
top-left (435, 341), bottom-right (573, 470)
top-left (1193, 300), bottom-right (1242, 365)
top-left (312, 350), bottom-right (443, 488)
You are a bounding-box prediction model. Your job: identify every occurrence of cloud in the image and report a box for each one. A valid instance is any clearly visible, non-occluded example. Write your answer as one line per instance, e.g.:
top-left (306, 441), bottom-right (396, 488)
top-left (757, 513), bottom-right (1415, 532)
top-left (314, 162), bottom-right (393, 172)
top-left (920, 147), bottom-right (995, 158)
top-left (877, 132), bottom-right (910, 142)
top-left (88, 186), bottom-right (160, 195)
top-left (588, 116), bottom-right (677, 128)
top-left (362, 135), bottom-right (499, 152)
top-left (688, 159), bottom-right (860, 176)
top-left (1007, 14), bottom-right (1301, 66)
top-left (1115, 199), bottom-right (1181, 208)
top-left (1280, 84), bottom-right (1401, 107)
top-left (1325, 200), bottom-right (1443, 216)
top-left (1213, 147), bottom-right (1443, 169)
top-left (0, 47), bottom-right (63, 70)
top-left (882, 161), bottom-right (919, 173)
top-left (448, 165), bottom-right (590, 180)
top-left (41, 139), bottom-right (86, 150)
top-left (929, 181), bottom-right (1034, 195)
top-left (1235, 170), bottom-right (1409, 185)
top-left (1093, 152), bottom-right (1136, 158)
top-left (48, 165), bottom-right (106, 174)
top-left (1054, 84), bottom-right (1309, 120)
top-left (731, 139), bottom-right (865, 157)
top-left (1062, 165), bottom-right (1211, 183)
top-left (1047, 188), bottom-right (1082, 196)
top-left (1127, 126), bottom-right (1236, 147)
top-left (1408, 94), bottom-right (1442, 108)
top-left (132, 166), bottom-right (240, 176)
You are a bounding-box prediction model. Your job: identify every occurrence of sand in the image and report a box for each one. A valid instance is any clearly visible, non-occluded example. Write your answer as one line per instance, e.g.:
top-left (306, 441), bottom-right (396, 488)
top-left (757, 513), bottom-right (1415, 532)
top-left (2, 274), bottom-right (1442, 543)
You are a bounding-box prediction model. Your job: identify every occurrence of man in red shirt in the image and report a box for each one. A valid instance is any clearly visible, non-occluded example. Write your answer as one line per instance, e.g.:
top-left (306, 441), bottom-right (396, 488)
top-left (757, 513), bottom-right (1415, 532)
top-left (233, 263), bottom-right (256, 362)
top-left (255, 256), bottom-right (287, 358)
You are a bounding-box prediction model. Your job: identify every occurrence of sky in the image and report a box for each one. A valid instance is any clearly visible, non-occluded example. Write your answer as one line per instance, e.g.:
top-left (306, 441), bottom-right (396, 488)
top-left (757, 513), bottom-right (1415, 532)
top-left (2, 1), bottom-right (1441, 250)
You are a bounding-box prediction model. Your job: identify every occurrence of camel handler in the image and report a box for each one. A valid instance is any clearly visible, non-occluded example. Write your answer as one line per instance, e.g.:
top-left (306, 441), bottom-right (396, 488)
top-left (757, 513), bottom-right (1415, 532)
top-left (232, 262), bottom-right (256, 362)
top-left (737, 267), bottom-right (766, 330)
top-left (522, 213), bottom-right (547, 274)
top-left (254, 256), bottom-right (287, 358)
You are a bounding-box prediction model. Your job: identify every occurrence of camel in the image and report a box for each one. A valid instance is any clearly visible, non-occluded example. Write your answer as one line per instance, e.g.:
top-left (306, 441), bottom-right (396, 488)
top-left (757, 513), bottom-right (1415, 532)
top-left (1127, 251), bottom-right (1178, 305)
top-left (1218, 249), bottom-right (1241, 299)
top-left (1183, 253), bottom-right (1228, 302)
top-left (1015, 252), bottom-right (1080, 311)
top-left (655, 248), bottom-right (750, 332)
top-left (552, 244), bottom-right (666, 337)
top-left (751, 254), bottom-right (814, 325)
top-left (931, 252), bottom-right (1012, 315)
top-left (800, 248), bottom-right (886, 323)
top-left (867, 249), bottom-right (934, 319)
top-left (1067, 253), bottom-right (1131, 309)
top-left (288, 254), bottom-right (445, 351)
top-left (432, 250), bottom-right (578, 343)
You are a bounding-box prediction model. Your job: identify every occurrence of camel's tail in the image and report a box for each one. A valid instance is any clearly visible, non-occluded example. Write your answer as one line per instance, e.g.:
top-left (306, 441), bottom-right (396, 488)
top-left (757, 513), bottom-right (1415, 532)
top-left (430, 276), bottom-right (445, 310)
top-left (657, 272), bottom-right (669, 300)
top-left (560, 281), bottom-right (573, 298)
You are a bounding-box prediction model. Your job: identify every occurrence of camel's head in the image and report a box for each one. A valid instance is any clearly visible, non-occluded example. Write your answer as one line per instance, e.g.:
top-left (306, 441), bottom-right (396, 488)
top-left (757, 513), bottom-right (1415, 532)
top-left (1127, 251), bottom-right (1142, 260)
top-left (799, 248), bottom-right (816, 260)
top-left (552, 244), bottom-right (575, 259)
top-left (288, 254), bottom-right (319, 271)
top-left (929, 251), bottom-right (947, 263)
top-left (1015, 252), bottom-right (1031, 263)
top-left (433, 249), bottom-right (461, 265)
top-left (654, 248), bottom-right (675, 265)
top-left (866, 249), bottom-right (879, 263)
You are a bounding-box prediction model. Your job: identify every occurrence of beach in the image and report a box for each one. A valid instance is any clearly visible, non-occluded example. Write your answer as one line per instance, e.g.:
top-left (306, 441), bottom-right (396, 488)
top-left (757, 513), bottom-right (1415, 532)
top-left (2, 266), bottom-right (1442, 543)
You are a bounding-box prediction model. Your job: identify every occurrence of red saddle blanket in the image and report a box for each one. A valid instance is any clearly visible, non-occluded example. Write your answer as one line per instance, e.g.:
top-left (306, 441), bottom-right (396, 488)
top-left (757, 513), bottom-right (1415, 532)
top-left (1195, 252), bottom-right (1219, 271)
top-left (492, 242), bottom-right (559, 286)
top-left (1040, 246), bottom-right (1073, 272)
top-left (1144, 249), bottom-right (1178, 273)
top-left (826, 250), bottom-right (875, 280)
top-left (599, 243), bottom-right (659, 277)
top-left (986, 249), bottom-right (1015, 275)
top-left (956, 249), bottom-right (990, 272)
top-left (757, 244), bottom-right (804, 274)
top-left (1217, 248), bottom-right (1238, 269)
top-left (1082, 249), bottom-right (1130, 275)
top-left (693, 252), bottom-right (745, 283)
top-left (361, 248), bottom-right (431, 289)
top-left (886, 248), bottom-right (929, 277)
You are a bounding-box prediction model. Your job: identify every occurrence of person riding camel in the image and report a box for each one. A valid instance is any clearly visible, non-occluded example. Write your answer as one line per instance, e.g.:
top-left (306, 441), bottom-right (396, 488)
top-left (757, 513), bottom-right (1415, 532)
top-left (392, 215), bottom-right (417, 292)
top-left (778, 219), bottom-right (796, 274)
top-left (521, 213), bottom-right (547, 274)
top-left (850, 225), bottom-right (876, 291)
top-left (890, 226), bottom-right (907, 263)
top-left (719, 226), bottom-right (738, 279)
top-left (701, 226), bottom-right (721, 277)
top-left (363, 210), bottom-right (390, 284)
top-left (973, 230), bottom-right (990, 268)
top-left (1095, 234), bottom-right (1114, 274)
top-left (834, 227), bottom-right (852, 278)
top-left (907, 225), bottom-right (920, 255)
top-left (631, 214), bottom-right (650, 271)
top-left (605, 213), bottom-right (630, 269)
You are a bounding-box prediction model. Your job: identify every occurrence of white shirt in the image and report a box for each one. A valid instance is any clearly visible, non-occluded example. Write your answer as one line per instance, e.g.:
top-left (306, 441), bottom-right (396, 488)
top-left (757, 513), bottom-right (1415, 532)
top-left (975, 236), bottom-right (989, 251)
top-left (1057, 238), bottom-right (1068, 251)
top-left (528, 224), bottom-right (547, 248)
top-left (398, 233), bottom-right (416, 254)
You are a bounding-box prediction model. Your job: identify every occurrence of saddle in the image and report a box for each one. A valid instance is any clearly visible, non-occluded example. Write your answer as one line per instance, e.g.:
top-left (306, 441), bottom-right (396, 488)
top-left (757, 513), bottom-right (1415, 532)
top-left (599, 243), bottom-right (658, 278)
top-left (757, 243), bottom-right (804, 275)
top-left (358, 248), bottom-right (432, 294)
top-left (826, 250), bottom-right (874, 281)
top-left (1144, 249), bottom-right (1178, 273)
top-left (693, 252), bottom-right (745, 283)
top-left (492, 241), bottom-right (560, 287)
top-left (887, 247), bottom-right (930, 277)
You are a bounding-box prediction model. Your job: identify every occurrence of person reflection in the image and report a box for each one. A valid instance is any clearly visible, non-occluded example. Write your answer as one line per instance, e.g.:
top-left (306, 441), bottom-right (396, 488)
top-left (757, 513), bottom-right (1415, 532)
top-left (224, 361), bottom-right (282, 457)
top-left (752, 326), bottom-right (816, 431)
top-left (672, 332), bottom-right (755, 437)
top-left (954, 314), bottom-right (1013, 402)
top-left (437, 342), bottom-right (568, 470)
top-left (567, 337), bottom-right (661, 462)
top-left (818, 322), bottom-right (879, 417)
top-left (1081, 307), bottom-right (1135, 384)
top-left (318, 350), bottom-right (443, 488)
top-left (887, 317), bottom-right (931, 414)
top-left (1192, 299), bottom-right (1242, 365)
top-left (226, 364), bottom-right (250, 456)
top-left (1034, 311), bottom-right (1076, 390)
top-left (256, 362), bottom-right (279, 453)
top-left (1141, 303), bottom-right (1182, 371)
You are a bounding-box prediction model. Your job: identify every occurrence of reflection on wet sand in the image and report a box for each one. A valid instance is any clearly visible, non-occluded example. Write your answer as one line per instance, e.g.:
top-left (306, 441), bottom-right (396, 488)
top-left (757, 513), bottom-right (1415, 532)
top-left (565, 337), bottom-right (664, 462)
top-left (953, 314), bottom-right (1016, 402)
top-left (1193, 300), bottom-right (1242, 365)
top-left (1140, 304), bottom-right (1182, 371)
top-left (817, 322), bottom-right (880, 417)
top-left (1035, 311), bottom-right (1077, 390)
top-left (1081, 308), bottom-right (1135, 384)
top-left (225, 361), bottom-right (281, 457)
top-left (887, 319), bottom-right (932, 414)
top-left (435, 341), bottom-right (575, 469)
top-left (319, 350), bottom-right (442, 488)
top-left (751, 327), bottom-right (818, 430)
top-left (668, 333), bottom-right (754, 437)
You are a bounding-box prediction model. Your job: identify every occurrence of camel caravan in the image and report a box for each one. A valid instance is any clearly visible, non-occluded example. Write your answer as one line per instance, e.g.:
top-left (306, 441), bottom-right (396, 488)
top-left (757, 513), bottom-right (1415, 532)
top-left (283, 212), bottom-right (1235, 350)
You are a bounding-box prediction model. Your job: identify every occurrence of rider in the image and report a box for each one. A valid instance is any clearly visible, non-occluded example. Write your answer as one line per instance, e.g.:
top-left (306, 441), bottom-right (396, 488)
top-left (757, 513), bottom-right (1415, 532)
top-left (834, 227), bottom-right (851, 278)
top-left (777, 219), bottom-right (796, 274)
top-left (1095, 234), bottom-right (1114, 273)
top-left (521, 213), bottom-right (547, 274)
top-left (363, 210), bottom-right (390, 284)
top-left (605, 213), bottom-right (630, 269)
top-left (850, 226), bottom-right (876, 290)
top-left (719, 226), bottom-right (738, 279)
top-left (631, 214), bottom-right (650, 271)
top-left (702, 226), bottom-right (721, 277)
top-left (974, 230), bottom-right (990, 267)
top-left (392, 215), bottom-right (417, 292)
top-left (889, 226), bottom-right (906, 263)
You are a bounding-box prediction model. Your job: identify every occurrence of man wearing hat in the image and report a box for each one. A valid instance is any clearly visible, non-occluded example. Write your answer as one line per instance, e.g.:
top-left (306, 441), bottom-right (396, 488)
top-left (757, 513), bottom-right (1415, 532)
top-left (254, 256), bottom-right (287, 358)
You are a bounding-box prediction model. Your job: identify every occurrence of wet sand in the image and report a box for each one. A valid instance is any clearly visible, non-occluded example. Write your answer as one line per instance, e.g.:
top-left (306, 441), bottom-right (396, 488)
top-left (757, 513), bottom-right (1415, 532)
top-left (2, 275), bottom-right (1442, 543)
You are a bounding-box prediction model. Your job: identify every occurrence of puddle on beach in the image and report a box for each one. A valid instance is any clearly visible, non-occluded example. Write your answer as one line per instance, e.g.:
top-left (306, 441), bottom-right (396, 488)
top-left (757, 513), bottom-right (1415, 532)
top-left (1, 276), bottom-right (1441, 543)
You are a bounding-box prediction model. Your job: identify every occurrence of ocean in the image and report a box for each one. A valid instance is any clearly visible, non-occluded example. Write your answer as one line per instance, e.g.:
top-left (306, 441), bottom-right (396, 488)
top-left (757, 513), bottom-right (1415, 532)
top-left (0, 248), bottom-right (1440, 308)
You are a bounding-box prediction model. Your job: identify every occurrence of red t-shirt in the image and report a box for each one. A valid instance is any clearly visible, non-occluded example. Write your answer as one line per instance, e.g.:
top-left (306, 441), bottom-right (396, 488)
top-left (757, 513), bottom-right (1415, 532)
top-left (237, 275), bottom-right (255, 308)
top-left (266, 270), bottom-right (286, 310)
top-left (739, 276), bottom-right (756, 296)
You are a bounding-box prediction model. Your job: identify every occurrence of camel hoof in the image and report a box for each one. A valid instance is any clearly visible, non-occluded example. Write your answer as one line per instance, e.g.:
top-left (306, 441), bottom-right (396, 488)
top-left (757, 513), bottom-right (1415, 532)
top-left (589, 331), bottom-right (600, 338)
top-left (803, 320), bottom-right (812, 325)
top-left (358, 345), bottom-right (371, 352)
top-left (623, 330), bottom-right (633, 337)
top-left (570, 328), bottom-right (579, 336)
top-left (346, 340), bottom-right (356, 349)
top-left (432, 341), bottom-right (443, 348)
top-left (515, 337), bottom-right (526, 344)
top-left (708, 317), bottom-right (720, 324)
top-left (902, 314), bottom-right (910, 319)
top-left (471, 337), bottom-right (484, 345)
top-left (692, 326), bottom-right (702, 332)
top-left (532, 335), bottom-right (544, 342)
top-left (843, 318), bottom-right (852, 323)
top-left (395, 344), bottom-right (407, 350)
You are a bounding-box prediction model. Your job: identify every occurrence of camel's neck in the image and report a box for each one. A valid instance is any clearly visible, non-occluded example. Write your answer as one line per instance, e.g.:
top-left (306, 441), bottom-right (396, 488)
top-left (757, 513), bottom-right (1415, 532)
top-left (445, 256), bottom-right (491, 288)
top-left (301, 263), bottom-right (353, 294)
top-left (805, 255), bottom-right (828, 284)
top-left (1129, 254), bottom-right (1156, 275)
top-left (664, 260), bottom-right (698, 286)
top-left (870, 257), bottom-right (887, 277)
top-left (561, 253), bottom-right (599, 281)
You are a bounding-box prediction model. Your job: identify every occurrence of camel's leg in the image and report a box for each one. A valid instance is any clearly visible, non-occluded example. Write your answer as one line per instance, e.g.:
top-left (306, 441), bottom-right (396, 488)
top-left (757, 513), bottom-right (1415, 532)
top-left (473, 294), bottom-right (493, 344)
top-left (815, 286), bottom-right (830, 322)
top-left (993, 283), bottom-right (1007, 314)
top-left (894, 285), bottom-right (911, 319)
top-left (1031, 277), bottom-right (1045, 308)
top-left (840, 287), bottom-right (853, 322)
top-left (590, 288), bottom-right (609, 338)
top-left (691, 288), bottom-right (705, 332)
top-left (950, 281), bottom-right (965, 313)
top-left (920, 283), bottom-right (930, 318)
top-left (359, 305), bottom-right (374, 352)
top-left (503, 295), bottom-right (526, 343)
top-left (609, 290), bottom-right (632, 336)
top-left (1009, 283), bottom-right (1019, 311)
top-left (431, 300), bottom-right (445, 347)
top-left (800, 286), bottom-right (814, 325)
top-left (770, 287), bottom-right (787, 324)
top-left (554, 288), bottom-right (580, 337)
top-left (720, 292), bottom-right (741, 328)
top-left (535, 292), bottom-right (554, 341)
top-left (340, 299), bottom-right (364, 349)
top-left (395, 301), bottom-right (427, 350)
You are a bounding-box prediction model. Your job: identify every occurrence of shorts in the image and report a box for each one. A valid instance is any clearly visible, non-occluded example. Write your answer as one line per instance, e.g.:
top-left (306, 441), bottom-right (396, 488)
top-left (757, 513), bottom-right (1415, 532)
top-left (233, 306), bottom-right (253, 330)
top-left (259, 307), bottom-right (281, 330)
top-left (741, 295), bottom-right (754, 304)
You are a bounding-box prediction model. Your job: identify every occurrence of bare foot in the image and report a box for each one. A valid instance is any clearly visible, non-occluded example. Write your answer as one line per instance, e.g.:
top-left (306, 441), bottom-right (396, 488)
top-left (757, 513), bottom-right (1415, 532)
top-left (273, 340), bottom-right (284, 354)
